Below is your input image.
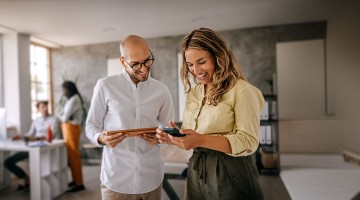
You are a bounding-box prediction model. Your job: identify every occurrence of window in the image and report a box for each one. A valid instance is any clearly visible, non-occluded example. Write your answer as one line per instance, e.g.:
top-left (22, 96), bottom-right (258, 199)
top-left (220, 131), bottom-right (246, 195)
top-left (30, 44), bottom-right (52, 119)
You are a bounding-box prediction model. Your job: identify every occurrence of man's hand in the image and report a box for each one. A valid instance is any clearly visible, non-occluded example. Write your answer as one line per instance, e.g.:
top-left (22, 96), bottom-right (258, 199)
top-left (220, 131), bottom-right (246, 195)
top-left (28, 136), bottom-right (38, 141)
top-left (98, 130), bottom-right (128, 148)
top-left (139, 134), bottom-right (159, 146)
top-left (12, 134), bottom-right (22, 141)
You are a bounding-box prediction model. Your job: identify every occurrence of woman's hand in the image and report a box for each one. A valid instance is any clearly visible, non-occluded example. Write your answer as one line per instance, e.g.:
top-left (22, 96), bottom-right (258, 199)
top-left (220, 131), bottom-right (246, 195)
top-left (155, 120), bottom-right (178, 144)
top-left (170, 129), bottom-right (202, 150)
top-left (156, 128), bottom-right (173, 144)
top-left (139, 133), bottom-right (159, 146)
top-left (98, 130), bottom-right (128, 148)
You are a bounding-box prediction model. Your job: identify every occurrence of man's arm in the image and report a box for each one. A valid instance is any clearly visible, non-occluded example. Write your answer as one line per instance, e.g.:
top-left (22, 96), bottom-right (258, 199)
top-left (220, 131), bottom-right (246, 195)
top-left (85, 80), bottom-right (108, 147)
top-left (26, 121), bottom-right (36, 137)
top-left (58, 97), bottom-right (80, 122)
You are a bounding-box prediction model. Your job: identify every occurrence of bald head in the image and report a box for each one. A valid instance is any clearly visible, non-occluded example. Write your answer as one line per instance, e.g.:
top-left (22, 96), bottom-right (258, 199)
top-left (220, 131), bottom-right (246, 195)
top-left (120, 35), bottom-right (149, 58)
top-left (119, 35), bottom-right (153, 84)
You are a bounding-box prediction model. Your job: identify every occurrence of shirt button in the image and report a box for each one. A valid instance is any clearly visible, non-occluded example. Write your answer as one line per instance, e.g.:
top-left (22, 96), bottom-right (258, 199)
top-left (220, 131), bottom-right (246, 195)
top-left (194, 118), bottom-right (197, 121)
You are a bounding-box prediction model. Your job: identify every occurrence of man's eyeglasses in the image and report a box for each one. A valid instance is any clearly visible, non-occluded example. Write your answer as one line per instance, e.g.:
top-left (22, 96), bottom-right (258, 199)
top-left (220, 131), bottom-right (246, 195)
top-left (123, 50), bottom-right (154, 71)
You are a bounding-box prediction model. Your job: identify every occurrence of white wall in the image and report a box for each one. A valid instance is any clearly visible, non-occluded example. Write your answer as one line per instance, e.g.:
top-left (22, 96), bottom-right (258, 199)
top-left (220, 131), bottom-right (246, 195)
top-left (2, 33), bottom-right (31, 133)
top-left (327, 2), bottom-right (360, 154)
top-left (107, 58), bottom-right (121, 77)
top-left (276, 39), bottom-right (344, 153)
top-left (277, 40), bottom-right (326, 120)
top-left (0, 35), bottom-right (3, 107)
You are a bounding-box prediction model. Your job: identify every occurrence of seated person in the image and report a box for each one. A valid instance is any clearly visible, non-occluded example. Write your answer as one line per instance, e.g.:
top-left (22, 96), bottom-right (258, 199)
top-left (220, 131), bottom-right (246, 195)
top-left (3, 100), bottom-right (59, 191)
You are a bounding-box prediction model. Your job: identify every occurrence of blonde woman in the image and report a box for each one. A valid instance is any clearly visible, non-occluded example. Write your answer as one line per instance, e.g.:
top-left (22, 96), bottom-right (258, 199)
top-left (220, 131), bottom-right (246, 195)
top-left (157, 28), bottom-right (264, 199)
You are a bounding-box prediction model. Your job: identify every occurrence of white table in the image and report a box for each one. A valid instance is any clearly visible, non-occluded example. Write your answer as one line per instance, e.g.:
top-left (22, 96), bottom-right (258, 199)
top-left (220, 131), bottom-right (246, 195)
top-left (0, 139), bottom-right (68, 200)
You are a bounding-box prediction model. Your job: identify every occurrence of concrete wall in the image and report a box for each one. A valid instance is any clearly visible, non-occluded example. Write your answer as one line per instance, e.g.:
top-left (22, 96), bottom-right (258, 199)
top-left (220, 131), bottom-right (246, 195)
top-left (51, 22), bottom-right (326, 156)
top-left (51, 42), bottom-right (120, 109)
top-left (51, 21), bottom-right (326, 121)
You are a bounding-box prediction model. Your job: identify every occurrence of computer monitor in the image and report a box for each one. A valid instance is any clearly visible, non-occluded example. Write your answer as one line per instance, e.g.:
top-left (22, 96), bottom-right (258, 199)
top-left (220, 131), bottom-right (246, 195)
top-left (0, 108), bottom-right (6, 141)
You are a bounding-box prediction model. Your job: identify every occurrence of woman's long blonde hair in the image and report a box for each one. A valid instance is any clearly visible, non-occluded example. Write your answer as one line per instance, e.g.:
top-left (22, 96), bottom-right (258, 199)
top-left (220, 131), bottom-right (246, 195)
top-left (180, 27), bottom-right (246, 106)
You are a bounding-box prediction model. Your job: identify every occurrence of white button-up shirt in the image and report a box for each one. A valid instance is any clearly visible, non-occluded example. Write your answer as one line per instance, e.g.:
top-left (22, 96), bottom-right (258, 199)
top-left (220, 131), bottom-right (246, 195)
top-left (86, 70), bottom-right (174, 194)
top-left (58, 94), bottom-right (83, 125)
top-left (27, 115), bottom-right (59, 138)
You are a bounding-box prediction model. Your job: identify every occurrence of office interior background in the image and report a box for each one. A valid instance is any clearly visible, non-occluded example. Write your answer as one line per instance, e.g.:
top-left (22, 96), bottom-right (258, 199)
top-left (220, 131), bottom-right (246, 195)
top-left (1, 0), bottom-right (360, 199)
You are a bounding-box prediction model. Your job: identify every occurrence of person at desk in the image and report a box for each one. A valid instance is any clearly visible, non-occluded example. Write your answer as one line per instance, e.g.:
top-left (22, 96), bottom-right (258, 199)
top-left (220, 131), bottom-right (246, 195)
top-left (4, 100), bottom-right (58, 191)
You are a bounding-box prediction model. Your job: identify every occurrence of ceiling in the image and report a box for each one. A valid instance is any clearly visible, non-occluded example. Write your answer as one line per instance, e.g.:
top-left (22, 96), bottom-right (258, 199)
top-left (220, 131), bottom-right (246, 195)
top-left (0, 0), bottom-right (345, 48)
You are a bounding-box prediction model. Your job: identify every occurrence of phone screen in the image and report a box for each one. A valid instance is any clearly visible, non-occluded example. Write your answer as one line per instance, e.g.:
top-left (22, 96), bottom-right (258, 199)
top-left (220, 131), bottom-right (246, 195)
top-left (162, 128), bottom-right (185, 137)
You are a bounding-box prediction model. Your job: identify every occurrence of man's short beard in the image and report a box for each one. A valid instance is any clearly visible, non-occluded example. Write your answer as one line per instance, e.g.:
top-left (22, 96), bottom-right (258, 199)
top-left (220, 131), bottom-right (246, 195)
top-left (130, 70), bottom-right (148, 82)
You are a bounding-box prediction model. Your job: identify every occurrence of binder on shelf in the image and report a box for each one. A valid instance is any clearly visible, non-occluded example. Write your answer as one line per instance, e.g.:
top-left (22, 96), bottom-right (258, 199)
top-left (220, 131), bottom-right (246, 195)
top-left (270, 101), bottom-right (277, 120)
top-left (259, 126), bottom-right (266, 144)
top-left (260, 101), bottom-right (269, 120)
top-left (266, 125), bottom-right (272, 145)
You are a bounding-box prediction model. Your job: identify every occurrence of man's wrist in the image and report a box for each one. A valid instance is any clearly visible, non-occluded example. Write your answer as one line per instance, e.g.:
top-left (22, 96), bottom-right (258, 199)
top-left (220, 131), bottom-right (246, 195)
top-left (97, 134), bottom-right (105, 146)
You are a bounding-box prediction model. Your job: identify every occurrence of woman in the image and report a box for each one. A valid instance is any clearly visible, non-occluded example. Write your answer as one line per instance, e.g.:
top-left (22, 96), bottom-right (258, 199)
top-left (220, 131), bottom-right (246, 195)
top-left (58, 81), bottom-right (85, 192)
top-left (157, 28), bottom-right (264, 199)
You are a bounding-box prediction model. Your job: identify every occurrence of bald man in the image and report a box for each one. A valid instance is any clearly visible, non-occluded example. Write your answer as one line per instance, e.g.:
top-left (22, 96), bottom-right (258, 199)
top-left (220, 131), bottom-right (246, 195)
top-left (86, 35), bottom-right (175, 200)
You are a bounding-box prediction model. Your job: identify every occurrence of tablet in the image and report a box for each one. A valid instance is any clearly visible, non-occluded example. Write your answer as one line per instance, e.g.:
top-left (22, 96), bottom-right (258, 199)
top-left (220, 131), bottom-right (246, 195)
top-left (107, 127), bottom-right (157, 137)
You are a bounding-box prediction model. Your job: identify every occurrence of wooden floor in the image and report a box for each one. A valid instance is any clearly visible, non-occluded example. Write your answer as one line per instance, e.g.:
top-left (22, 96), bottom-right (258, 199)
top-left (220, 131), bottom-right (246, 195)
top-left (0, 163), bottom-right (290, 200)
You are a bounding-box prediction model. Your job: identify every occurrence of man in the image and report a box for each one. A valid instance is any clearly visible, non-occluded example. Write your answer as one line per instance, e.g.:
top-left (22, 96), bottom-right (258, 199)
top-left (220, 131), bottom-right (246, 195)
top-left (4, 101), bottom-right (59, 191)
top-left (86, 35), bottom-right (174, 200)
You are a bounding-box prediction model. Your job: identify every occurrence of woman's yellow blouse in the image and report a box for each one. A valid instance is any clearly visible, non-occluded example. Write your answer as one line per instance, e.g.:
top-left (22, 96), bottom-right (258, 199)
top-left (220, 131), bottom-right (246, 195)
top-left (182, 79), bottom-right (265, 157)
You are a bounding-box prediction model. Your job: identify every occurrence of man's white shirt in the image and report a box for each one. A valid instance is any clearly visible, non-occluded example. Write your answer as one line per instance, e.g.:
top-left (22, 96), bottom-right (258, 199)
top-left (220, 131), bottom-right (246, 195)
top-left (27, 115), bottom-right (59, 138)
top-left (86, 70), bottom-right (174, 194)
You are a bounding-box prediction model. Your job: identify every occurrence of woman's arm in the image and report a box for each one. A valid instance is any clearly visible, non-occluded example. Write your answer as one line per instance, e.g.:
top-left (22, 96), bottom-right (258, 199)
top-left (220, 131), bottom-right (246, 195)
top-left (178, 131), bottom-right (232, 153)
top-left (58, 96), bottom-right (79, 122)
top-left (224, 85), bottom-right (264, 156)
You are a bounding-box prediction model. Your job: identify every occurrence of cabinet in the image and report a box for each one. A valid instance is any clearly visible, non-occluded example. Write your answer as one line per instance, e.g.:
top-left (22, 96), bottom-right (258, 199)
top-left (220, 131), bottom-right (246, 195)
top-left (0, 140), bottom-right (68, 200)
top-left (255, 95), bottom-right (280, 175)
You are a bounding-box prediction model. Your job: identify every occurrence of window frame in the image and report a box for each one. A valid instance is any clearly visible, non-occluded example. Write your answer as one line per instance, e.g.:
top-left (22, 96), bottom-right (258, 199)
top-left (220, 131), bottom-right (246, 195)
top-left (30, 42), bottom-right (53, 119)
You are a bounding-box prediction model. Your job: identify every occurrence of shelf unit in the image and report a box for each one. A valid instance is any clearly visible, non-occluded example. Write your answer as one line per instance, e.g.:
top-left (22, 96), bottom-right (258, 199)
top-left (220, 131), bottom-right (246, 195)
top-left (36, 143), bottom-right (68, 199)
top-left (0, 140), bottom-right (68, 200)
top-left (256, 94), bottom-right (280, 175)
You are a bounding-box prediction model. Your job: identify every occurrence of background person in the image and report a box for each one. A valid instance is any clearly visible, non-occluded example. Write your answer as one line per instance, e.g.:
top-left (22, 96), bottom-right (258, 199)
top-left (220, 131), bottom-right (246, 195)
top-left (58, 81), bottom-right (86, 192)
top-left (156, 27), bottom-right (264, 200)
top-left (4, 101), bottom-right (58, 191)
top-left (86, 35), bottom-right (174, 200)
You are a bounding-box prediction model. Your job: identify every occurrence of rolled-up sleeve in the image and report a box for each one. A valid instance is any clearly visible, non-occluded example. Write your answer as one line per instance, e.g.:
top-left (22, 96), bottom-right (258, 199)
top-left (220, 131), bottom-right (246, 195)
top-left (86, 80), bottom-right (106, 147)
top-left (224, 85), bottom-right (264, 156)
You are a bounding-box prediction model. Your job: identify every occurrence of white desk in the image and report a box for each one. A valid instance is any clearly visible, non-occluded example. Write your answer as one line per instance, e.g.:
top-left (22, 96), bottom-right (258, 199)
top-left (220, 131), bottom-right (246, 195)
top-left (0, 139), bottom-right (68, 200)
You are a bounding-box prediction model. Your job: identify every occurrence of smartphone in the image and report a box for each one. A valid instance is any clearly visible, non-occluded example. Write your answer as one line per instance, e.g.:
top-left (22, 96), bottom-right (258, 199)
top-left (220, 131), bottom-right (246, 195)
top-left (162, 128), bottom-right (185, 137)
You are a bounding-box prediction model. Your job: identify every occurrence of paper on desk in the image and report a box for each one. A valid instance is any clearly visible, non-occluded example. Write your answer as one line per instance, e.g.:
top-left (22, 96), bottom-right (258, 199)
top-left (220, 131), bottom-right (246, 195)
top-left (28, 141), bottom-right (48, 147)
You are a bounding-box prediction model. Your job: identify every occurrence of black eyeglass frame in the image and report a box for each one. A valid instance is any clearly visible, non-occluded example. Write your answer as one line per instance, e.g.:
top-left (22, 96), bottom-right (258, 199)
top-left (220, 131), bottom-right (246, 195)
top-left (122, 50), bottom-right (154, 71)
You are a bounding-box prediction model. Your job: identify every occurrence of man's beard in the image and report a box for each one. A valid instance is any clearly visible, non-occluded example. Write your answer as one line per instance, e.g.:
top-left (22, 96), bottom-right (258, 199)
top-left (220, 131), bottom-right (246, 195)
top-left (130, 70), bottom-right (149, 82)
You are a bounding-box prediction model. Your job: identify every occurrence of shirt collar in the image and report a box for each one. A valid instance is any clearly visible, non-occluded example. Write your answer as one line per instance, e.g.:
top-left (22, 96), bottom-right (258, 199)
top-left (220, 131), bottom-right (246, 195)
top-left (39, 115), bottom-right (49, 121)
